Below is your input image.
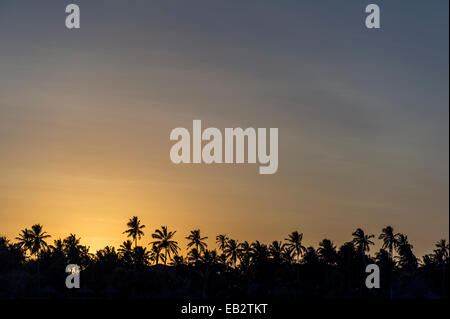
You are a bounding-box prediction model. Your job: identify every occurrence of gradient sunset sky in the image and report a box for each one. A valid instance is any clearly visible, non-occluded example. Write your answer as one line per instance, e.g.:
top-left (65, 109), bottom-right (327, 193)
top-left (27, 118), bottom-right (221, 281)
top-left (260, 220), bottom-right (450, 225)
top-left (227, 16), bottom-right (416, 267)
top-left (0, 1), bottom-right (448, 257)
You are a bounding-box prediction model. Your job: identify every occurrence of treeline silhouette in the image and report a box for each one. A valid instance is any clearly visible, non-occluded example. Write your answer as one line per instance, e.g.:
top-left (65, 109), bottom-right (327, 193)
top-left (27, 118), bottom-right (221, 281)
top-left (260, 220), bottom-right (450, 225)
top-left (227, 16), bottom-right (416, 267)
top-left (0, 217), bottom-right (448, 299)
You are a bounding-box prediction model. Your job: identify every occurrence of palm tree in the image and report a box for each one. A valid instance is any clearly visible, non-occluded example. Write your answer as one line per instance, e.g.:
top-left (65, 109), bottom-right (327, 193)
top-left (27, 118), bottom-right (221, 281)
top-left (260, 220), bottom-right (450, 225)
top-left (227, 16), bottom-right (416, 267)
top-left (118, 240), bottom-right (134, 266)
top-left (269, 241), bottom-right (285, 263)
top-left (170, 254), bottom-right (185, 266)
top-left (250, 240), bottom-right (269, 265)
top-left (63, 234), bottom-right (82, 264)
top-left (375, 248), bottom-right (395, 295)
top-left (15, 228), bottom-right (33, 253)
top-left (96, 246), bottom-right (119, 267)
top-left (378, 226), bottom-right (399, 299)
top-left (375, 249), bottom-right (394, 268)
top-left (396, 233), bottom-right (409, 248)
top-left (317, 239), bottom-right (337, 265)
top-left (281, 246), bottom-right (294, 264)
top-left (49, 239), bottom-right (65, 260)
top-left (151, 226), bottom-right (179, 265)
top-left (285, 231), bottom-right (306, 263)
top-left (421, 254), bottom-right (435, 269)
top-left (123, 216), bottom-right (145, 248)
top-left (223, 239), bottom-right (239, 267)
top-left (352, 228), bottom-right (375, 296)
top-left (303, 246), bottom-right (319, 265)
top-left (133, 246), bottom-right (151, 267)
top-left (149, 243), bottom-right (162, 265)
top-left (434, 239), bottom-right (449, 265)
top-left (379, 226), bottom-right (399, 260)
top-left (16, 224), bottom-right (50, 291)
top-left (216, 234), bottom-right (229, 252)
top-left (187, 248), bottom-right (201, 265)
top-left (202, 249), bottom-right (219, 265)
top-left (186, 229), bottom-right (208, 253)
top-left (352, 228), bottom-right (375, 255)
top-left (337, 242), bottom-right (357, 292)
top-left (395, 234), bottom-right (417, 271)
top-left (218, 253), bottom-right (227, 265)
top-left (433, 239), bottom-right (449, 295)
top-left (238, 241), bottom-right (252, 269)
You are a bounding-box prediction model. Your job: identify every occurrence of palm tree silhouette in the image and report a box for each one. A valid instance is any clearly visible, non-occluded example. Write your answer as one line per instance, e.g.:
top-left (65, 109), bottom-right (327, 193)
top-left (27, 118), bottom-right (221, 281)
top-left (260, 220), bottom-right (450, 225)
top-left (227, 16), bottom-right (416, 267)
top-left (170, 254), bottom-right (185, 266)
top-left (63, 233), bottom-right (86, 265)
top-left (352, 228), bottom-right (375, 255)
top-left (96, 246), bottom-right (119, 268)
top-left (224, 239), bottom-right (239, 267)
top-left (378, 226), bottom-right (399, 298)
top-left (118, 240), bottom-right (134, 266)
top-left (395, 234), bottom-right (417, 271)
top-left (187, 247), bottom-right (201, 265)
top-left (281, 246), bottom-right (294, 264)
top-left (201, 249), bottom-right (219, 265)
top-left (186, 229), bottom-right (208, 253)
top-left (375, 249), bottom-right (393, 266)
top-left (317, 239), bottom-right (337, 265)
top-left (3, 216), bottom-right (449, 299)
top-left (216, 234), bottom-right (229, 252)
top-left (250, 240), bottom-right (269, 265)
top-left (123, 216), bottom-right (145, 248)
top-left (375, 248), bottom-right (395, 295)
top-left (396, 233), bottom-right (409, 248)
top-left (269, 241), bottom-right (285, 263)
top-left (16, 224), bottom-right (50, 290)
top-left (133, 246), bottom-right (151, 267)
top-left (238, 241), bottom-right (252, 269)
top-left (151, 226), bottom-right (179, 265)
top-left (16, 228), bottom-right (33, 252)
top-left (351, 228), bottom-right (374, 296)
top-left (285, 231), bottom-right (306, 263)
top-left (149, 243), bottom-right (162, 265)
top-left (50, 239), bottom-right (65, 258)
top-left (434, 239), bottom-right (449, 264)
top-left (303, 246), bottom-right (319, 265)
top-left (434, 239), bottom-right (449, 295)
top-left (379, 226), bottom-right (399, 260)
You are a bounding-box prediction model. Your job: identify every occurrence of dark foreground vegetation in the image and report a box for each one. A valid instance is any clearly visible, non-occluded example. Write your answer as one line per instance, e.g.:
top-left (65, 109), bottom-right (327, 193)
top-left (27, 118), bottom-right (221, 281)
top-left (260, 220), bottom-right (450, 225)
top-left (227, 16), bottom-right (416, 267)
top-left (0, 217), bottom-right (448, 299)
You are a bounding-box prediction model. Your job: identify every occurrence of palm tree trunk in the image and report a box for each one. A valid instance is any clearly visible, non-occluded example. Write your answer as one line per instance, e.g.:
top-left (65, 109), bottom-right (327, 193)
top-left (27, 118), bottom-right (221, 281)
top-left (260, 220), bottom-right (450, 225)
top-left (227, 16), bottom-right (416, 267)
top-left (389, 247), bottom-right (393, 299)
top-left (442, 262), bottom-right (446, 295)
top-left (37, 253), bottom-right (41, 292)
top-left (134, 237), bottom-right (139, 273)
top-left (202, 266), bottom-right (210, 299)
top-left (359, 250), bottom-right (366, 297)
top-left (196, 243), bottom-right (200, 264)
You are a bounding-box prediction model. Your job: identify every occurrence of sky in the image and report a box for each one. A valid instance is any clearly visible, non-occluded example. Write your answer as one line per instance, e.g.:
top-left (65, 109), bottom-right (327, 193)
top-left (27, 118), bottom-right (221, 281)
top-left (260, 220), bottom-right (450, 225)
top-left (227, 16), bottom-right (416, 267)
top-left (0, 0), bottom-right (448, 258)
